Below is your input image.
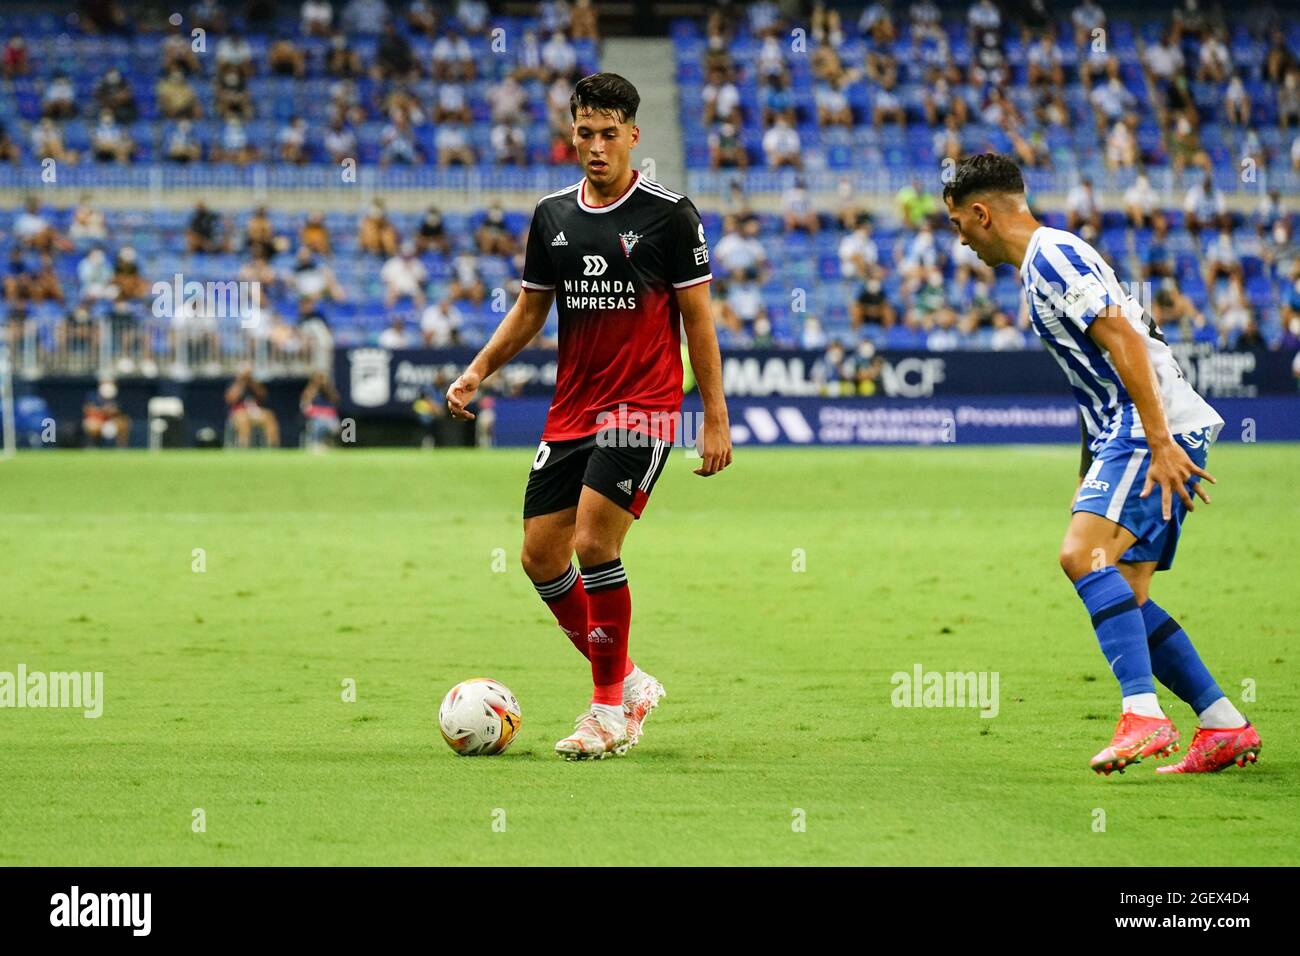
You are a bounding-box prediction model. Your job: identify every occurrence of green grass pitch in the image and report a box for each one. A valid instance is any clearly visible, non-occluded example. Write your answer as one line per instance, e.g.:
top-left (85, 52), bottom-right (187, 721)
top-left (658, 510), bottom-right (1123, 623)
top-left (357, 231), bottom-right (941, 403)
top-left (1, 444), bottom-right (1297, 866)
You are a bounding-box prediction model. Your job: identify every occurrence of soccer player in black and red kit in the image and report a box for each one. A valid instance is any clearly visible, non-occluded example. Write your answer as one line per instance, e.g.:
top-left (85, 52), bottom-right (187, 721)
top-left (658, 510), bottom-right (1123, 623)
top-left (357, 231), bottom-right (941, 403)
top-left (446, 73), bottom-right (733, 759)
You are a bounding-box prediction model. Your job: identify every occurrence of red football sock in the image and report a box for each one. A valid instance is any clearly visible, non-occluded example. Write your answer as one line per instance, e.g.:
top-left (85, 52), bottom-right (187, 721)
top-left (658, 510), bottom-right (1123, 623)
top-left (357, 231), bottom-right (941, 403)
top-left (580, 559), bottom-right (631, 706)
top-left (534, 564), bottom-right (635, 680)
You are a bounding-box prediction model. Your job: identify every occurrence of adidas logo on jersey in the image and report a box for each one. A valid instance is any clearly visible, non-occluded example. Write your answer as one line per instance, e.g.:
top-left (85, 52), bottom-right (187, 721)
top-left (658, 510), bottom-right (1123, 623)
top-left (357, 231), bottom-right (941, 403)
top-left (616, 479), bottom-right (633, 494)
top-left (551, 231), bottom-right (568, 246)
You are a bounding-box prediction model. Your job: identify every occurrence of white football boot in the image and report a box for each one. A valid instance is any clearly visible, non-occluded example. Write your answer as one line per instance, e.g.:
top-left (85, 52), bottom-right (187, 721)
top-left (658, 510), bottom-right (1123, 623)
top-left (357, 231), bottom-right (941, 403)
top-left (623, 672), bottom-right (666, 747)
top-left (555, 704), bottom-right (630, 760)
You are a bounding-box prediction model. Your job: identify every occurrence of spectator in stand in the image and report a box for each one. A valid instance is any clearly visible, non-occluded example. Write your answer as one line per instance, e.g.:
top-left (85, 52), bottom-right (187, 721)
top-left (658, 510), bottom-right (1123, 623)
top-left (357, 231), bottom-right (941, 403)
top-left (215, 63), bottom-right (253, 120)
top-left (278, 116), bottom-right (310, 164)
top-left (542, 31), bottom-right (577, 84)
top-left (380, 109), bottom-right (423, 166)
top-left (187, 202), bottom-right (226, 254)
top-left (475, 204), bottom-right (517, 256)
top-left (414, 206), bottom-right (450, 256)
top-left (449, 252), bottom-right (486, 305)
top-left (405, 1), bottom-right (438, 36)
top-left (708, 122), bottom-right (748, 169)
top-left (456, 0), bottom-right (491, 37)
top-left (299, 212), bottom-right (332, 256)
top-left (420, 298), bottom-right (464, 347)
top-left (1066, 176), bottom-right (1102, 234)
top-left (91, 111), bottom-right (134, 164)
top-left (225, 367), bottom-right (280, 448)
top-left (15, 196), bottom-right (68, 253)
top-left (703, 67), bottom-right (742, 127)
top-left (1196, 29), bottom-right (1232, 84)
top-left (1027, 30), bottom-right (1064, 88)
top-left (488, 74), bottom-right (530, 125)
top-left (0, 120), bottom-right (18, 163)
top-left (269, 32), bottom-right (308, 77)
top-left (838, 213), bottom-right (878, 280)
top-left (326, 31), bottom-right (363, 78)
top-left (380, 243), bottom-right (428, 309)
top-left (1279, 69), bottom-right (1300, 131)
top-left (164, 119), bottom-right (203, 163)
top-left (1123, 171), bottom-right (1159, 227)
top-left (715, 216), bottom-right (768, 279)
top-left (69, 195), bottom-right (107, 244)
top-left (762, 116), bottom-right (801, 168)
top-left (41, 72), bottom-right (77, 119)
top-left (436, 123), bottom-right (476, 166)
top-left (95, 68), bottom-right (138, 124)
top-left (215, 33), bottom-right (254, 79)
top-left (989, 310), bottom-right (1026, 350)
top-left (289, 246), bottom-right (347, 318)
top-left (491, 117), bottom-right (529, 166)
top-left (896, 177), bottom-right (937, 229)
top-left (1204, 226), bottom-right (1244, 290)
top-left (781, 178), bottom-right (819, 234)
top-left (323, 117), bottom-right (358, 165)
top-left (1184, 171), bottom-right (1228, 235)
top-left (212, 117), bottom-right (259, 165)
top-left (1223, 74), bottom-right (1252, 127)
top-left (1089, 67), bottom-right (1137, 136)
top-left (571, 0), bottom-right (599, 40)
top-left (112, 247), bottom-right (148, 300)
top-left (3, 35), bottom-right (28, 78)
top-left (432, 24), bottom-right (474, 82)
top-left (162, 25), bottom-right (201, 75)
top-left (851, 273), bottom-right (895, 329)
top-left (244, 206), bottom-right (283, 260)
top-left (873, 74), bottom-right (906, 129)
top-left (1071, 0), bottom-right (1106, 54)
top-left (374, 21), bottom-right (418, 83)
top-left (359, 200), bottom-right (398, 258)
top-left (815, 74), bottom-right (854, 128)
top-left (31, 119), bottom-right (78, 165)
top-left (1152, 279), bottom-right (1216, 344)
top-left (157, 67), bottom-right (201, 119)
top-left (301, 0), bottom-right (334, 36)
top-left (77, 247), bottom-right (115, 302)
top-left (1213, 275), bottom-right (1253, 339)
top-left (1105, 119), bottom-right (1137, 170)
top-left (378, 315), bottom-right (414, 349)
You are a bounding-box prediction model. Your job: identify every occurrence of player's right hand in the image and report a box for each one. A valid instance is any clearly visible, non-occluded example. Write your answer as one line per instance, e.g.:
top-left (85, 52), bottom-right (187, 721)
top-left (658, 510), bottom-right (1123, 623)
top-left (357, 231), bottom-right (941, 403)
top-left (1141, 440), bottom-right (1214, 521)
top-left (446, 370), bottom-right (481, 420)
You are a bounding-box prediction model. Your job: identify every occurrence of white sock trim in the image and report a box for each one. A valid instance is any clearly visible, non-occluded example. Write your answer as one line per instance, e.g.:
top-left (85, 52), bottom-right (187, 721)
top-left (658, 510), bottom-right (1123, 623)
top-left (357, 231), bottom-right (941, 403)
top-left (1197, 696), bottom-right (1247, 729)
top-left (1122, 692), bottom-right (1164, 718)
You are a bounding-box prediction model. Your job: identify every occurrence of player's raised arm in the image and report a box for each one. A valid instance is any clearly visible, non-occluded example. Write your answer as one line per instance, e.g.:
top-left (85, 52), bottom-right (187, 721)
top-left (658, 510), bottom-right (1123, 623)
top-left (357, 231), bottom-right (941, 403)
top-left (1086, 306), bottom-right (1215, 520)
top-left (445, 287), bottom-right (554, 420)
top-left (677, 281), bottom-right (732, 476)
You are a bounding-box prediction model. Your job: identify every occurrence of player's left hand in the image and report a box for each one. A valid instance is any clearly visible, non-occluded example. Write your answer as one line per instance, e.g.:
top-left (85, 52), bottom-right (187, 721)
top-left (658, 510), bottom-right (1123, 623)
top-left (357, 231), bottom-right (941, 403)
top-left (1141, 440), bottom-right (1215, 521)
top-left (693, 417), bottom-right (733, 477)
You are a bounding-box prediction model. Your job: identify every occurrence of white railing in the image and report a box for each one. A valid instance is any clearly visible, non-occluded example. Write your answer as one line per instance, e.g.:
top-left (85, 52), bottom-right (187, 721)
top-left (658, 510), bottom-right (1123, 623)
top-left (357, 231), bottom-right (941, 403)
top-left (7, 315), bottom-right (333, 381)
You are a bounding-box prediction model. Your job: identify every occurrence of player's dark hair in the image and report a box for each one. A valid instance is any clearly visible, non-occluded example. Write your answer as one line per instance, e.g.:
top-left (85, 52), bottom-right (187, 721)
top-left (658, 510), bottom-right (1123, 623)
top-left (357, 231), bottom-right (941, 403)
top-left (942, 153), bottom-right (1025, 206)
top-left (570, 72), bottom-right (639, 125)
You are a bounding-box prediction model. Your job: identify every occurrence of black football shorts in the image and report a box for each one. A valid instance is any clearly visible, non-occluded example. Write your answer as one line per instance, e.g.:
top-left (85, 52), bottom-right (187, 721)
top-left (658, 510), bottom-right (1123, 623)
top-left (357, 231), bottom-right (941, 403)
top-left (523, 428), bottom-right (671, 519)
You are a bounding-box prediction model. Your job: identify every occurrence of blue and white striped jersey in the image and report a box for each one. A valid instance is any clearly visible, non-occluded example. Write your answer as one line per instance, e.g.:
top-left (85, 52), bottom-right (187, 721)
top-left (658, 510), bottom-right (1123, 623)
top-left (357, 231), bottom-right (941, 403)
top-left (1020, 226), bottom-right (1222, 449)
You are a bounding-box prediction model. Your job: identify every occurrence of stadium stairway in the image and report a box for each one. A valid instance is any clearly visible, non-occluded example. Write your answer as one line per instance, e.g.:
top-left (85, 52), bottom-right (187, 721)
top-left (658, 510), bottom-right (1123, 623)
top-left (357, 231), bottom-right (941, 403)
top-left (601, 37), bottom-right (685, 194)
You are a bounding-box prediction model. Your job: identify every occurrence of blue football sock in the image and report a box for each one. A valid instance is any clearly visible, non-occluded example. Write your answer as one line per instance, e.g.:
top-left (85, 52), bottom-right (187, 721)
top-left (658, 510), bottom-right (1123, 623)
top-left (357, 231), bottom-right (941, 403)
top-left (1074, 568), bottom-right (1155, 697)
top-left (1140, 599), bottom-right (1224, 714)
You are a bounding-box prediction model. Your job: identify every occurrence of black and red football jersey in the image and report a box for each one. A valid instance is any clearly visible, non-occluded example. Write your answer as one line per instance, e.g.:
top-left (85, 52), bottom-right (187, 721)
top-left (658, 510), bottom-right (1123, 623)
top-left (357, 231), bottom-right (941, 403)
top-left (520, 169), bottom-right (712, 442)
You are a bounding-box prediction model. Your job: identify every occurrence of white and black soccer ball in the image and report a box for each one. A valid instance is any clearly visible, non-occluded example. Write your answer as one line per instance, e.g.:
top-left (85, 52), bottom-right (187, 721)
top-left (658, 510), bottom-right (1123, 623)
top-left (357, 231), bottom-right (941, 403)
top-left (438, 678), bottom-right (522, 756)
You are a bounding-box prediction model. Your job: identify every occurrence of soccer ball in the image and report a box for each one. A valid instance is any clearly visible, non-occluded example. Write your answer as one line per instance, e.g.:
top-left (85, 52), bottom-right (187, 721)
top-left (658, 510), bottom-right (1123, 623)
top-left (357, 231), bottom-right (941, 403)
top-left (438, 678), bottom-right (522, 756)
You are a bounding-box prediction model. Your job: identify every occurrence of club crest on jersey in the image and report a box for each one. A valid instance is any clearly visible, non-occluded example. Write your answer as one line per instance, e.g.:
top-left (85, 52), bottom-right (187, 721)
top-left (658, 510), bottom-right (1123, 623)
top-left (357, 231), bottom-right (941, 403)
top-left (618, 230), bottom-right (641, 258)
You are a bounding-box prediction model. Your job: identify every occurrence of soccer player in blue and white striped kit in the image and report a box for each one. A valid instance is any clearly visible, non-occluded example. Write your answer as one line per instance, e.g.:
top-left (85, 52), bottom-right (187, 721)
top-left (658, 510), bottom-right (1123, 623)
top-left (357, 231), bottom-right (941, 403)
top-left (943, 154), bottom-right (1261, 775)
